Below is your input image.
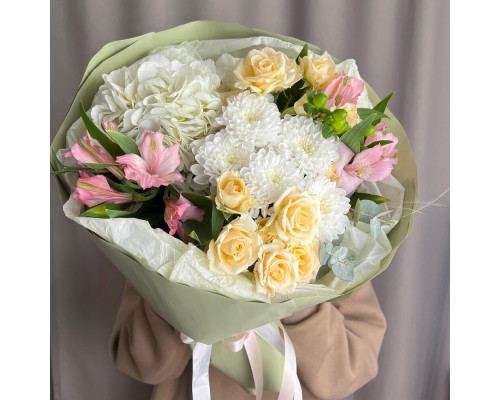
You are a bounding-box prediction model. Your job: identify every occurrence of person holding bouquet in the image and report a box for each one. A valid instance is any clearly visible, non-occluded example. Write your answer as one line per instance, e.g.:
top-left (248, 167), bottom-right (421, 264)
top-left (111, 281), bottom-right (386, 400)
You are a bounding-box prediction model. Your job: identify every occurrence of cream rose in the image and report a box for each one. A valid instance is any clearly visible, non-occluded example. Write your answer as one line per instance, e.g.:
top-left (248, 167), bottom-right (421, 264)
top-left (267, 187), bottom-right (320, 243)
top-left (234, 47), bottom-right (302, 95)
top-left (285, 239), bottom-right (321, 283)
top-left (207, 215), bottom-right (262, 274)
top-left (293, 94), bottom-right (308, 116)
top-left (256, 216), bottom-right (277, 244)
top-left (300, 55), bottom-right (337, 90)
top-left (254, 243), bottom-right (299, 297)
top-left (215, 171), bottom-right (254, 215)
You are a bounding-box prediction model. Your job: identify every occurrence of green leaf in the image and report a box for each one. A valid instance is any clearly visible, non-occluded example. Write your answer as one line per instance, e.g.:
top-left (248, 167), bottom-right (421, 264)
top-left (372, 92), bottom-right (394, 124)
top-left (132, 188), bottom-right (159, 202)
top-left (83, 162), bottom-right (119, 169)
top-left (340, 114), bottom-right (376, 153)
top-left (182, 192), bottom-right (213, 213)
top-left (328, 246), bottom-right (361, 282)
top-left (303, 103), bottom-right (315, 114)
top-left (364, 140), bottom-right (394, 149)
top-left (105, 202), bottom-right (144, 218)
top-left (296, 43), bottom-right (309, 62)
top-left (322, 123), bottom-right (335, 139)
top-left (275, 79), bottom-right (306, 112)
top-left (50, 168), bottom-right (93, 176)
top-left (356, 108), bottom-right (388, 121)
top-left (352, 199), bottom-right (361, 226)
top-left (211, 203), bottom-right (224, 240)
top-left (188, 230), bottom-right (201, 244)
top-left (80, 203), bottom-right (122, 218)
top-left (106, 178), bottom-right (140, 195)
top-left (105, 130), bottom-right (140, 156)
top-left (181, 193), bottom-right (217, 244)
top-left (306, 90), bottom-right (315, 104)
top-left (350, 192), bottom-right (390, 205)
top-left (280, 106), bottom-right (297, 118)
top-left (79, 102), bottom-right (123, 158)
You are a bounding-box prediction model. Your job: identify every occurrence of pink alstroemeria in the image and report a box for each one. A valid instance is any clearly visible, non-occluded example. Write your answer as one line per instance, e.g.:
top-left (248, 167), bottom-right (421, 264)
top-left (324, 72), bottom-right (365, 110)
top-left (333, 142), bottom-right (363, 194)
top-left (74, 173), bottom-right (133, 208)
top-left (64, 125), bottom-right (124, 180)
top-left (103, 121), bottom-right (118, 131)
top-left (164, 195), bottom-right (205, 241)
top-left (344, 145), bottom-right (394, 184)
top-left (364, 122), bottom-right (399, 164)
top-left (116, 131), bottom-right (183, 189)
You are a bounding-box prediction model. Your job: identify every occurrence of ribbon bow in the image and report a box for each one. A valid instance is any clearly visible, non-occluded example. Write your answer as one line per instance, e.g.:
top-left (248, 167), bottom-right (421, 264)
top-left (181, 321), bottom-right (302, 400)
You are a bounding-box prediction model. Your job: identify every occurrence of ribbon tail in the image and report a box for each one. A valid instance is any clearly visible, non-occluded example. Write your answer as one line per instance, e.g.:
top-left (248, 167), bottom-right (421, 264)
top-left (255, 322), bottom-right (302, 400)
top-left (191, 342), bottom-right (212, 400)
top-left (243, 332), bottom-right (264, 400)
top-left (278, 321), bottom-right (302, 400)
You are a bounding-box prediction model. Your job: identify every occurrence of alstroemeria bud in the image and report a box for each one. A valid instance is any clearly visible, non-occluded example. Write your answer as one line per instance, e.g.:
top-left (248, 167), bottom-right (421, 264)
top-left (75, 174), bottom-right (133, 208)
top-left (65, 132), bottom-right (124, 180)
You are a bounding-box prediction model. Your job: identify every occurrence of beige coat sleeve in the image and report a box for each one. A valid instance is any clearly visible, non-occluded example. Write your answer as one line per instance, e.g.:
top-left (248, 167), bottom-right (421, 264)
top-left (110, 281), bottom-right (192, 385)
top-left (281, 282), bottom-right (387, 400)
top-left (110, 281), bottom-right (386, 400)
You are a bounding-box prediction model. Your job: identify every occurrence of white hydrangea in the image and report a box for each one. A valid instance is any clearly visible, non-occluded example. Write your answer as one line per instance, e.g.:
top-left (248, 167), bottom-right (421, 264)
top-left (275, 115), bottom-right (339, 177)
top-left (241, 149), bottom-right (303, 209)
top-left (89, 44), bottom-right (222, 167)
top-left (190, 129), bottom-right (253, 188)
top-left (303, 176), bottom-right (351, 242)
top-left (215, 91), bottom-right (282, 148)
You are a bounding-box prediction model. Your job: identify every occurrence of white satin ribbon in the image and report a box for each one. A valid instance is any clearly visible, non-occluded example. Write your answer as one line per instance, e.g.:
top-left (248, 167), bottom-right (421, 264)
top-left (181, 322), bottom-right (302, 400)
top-left (180, 334), bottom-right (212, 400)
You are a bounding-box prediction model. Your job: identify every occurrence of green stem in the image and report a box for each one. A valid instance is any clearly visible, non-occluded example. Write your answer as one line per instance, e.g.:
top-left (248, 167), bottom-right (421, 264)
top-left (133, 188), bottom-right (159, 202)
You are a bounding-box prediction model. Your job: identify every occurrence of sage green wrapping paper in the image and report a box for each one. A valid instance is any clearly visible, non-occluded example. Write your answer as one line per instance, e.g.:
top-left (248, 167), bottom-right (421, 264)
top-left (51, 21), bottom-right (418, 393)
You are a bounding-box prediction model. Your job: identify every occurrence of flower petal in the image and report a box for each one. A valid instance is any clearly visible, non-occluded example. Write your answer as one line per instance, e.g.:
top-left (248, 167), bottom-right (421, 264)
top-left (139, 131), bottom-right (165, 170)
top-left (116, 153), bottom-right (153, 188)
top-left (340, 171), bottom-right (363, 194)
top-left (155, 143), bottom-right (181, 178)
top-left (335, 142), bottom-right (355, 172)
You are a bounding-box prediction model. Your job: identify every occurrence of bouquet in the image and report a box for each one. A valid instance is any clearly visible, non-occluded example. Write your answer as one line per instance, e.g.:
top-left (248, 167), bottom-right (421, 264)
top-left (51, 21), bottom-right (417, 397)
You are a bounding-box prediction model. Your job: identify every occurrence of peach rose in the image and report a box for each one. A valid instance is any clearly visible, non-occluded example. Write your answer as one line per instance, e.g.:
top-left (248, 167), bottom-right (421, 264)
top-left (254, 243), bottom-right (299, 297)
top-left (208, 215), bottom-right (262, 274)
top-left (216, 171), bottom-right (254, 215)
top-left (293, 93), bottom-right (308, 116)
top-left (234, 47), bottom-right (302, 95)
top-left (299, 55), bottom-right (337, 90)
top-left (256, 216), bottom-right (278, 244)
top-left (266, 187), bottom-right (320, 243)
top-left (285, 239), bottom-right (321, 283)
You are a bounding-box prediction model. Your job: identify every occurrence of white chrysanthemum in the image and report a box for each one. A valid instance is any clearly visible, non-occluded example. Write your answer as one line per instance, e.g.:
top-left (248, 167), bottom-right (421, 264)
top-left (276, 115), bottom-right (340, 176)
top-left (215, 91), bottom-right (282, 147)
top-left (241, 150), bottom-right (303, 209)
top-left (90, 44), bottom-right (222, 167)
top-left (190, 129), bottom-right (253, 188)
top-left (303, 176), bottom-right (350, 242)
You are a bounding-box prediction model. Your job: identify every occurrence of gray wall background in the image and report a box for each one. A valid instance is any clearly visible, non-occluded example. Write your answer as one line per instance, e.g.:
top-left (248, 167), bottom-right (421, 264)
top-left (50, 1), bottom-right (450, 399)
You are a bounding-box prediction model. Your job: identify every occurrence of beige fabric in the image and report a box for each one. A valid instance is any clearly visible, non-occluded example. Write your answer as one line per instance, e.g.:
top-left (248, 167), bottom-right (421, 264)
top-left (110, 282), bottom-right (386, 400)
